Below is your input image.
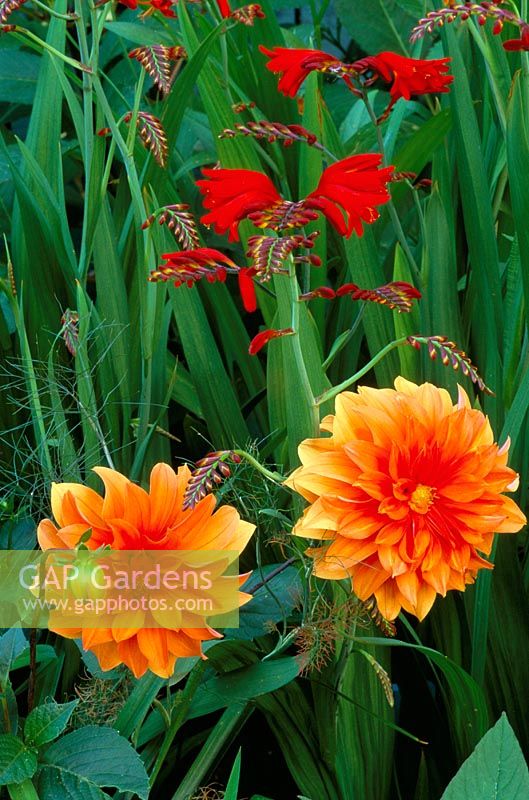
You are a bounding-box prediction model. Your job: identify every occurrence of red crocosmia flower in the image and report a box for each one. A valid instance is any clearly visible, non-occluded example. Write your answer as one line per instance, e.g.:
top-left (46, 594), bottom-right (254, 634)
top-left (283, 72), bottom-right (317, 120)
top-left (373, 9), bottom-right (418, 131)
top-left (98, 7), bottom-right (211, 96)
top-left (217, 0), bottom-right (231, 16)
top-left (259, 46), bottom-right (344, 97)
top-left (119, 0), bottom-right (176, 15)
top-left (357, 51), bottom-right (453, 107)
top-left (503, 27), bottom-right (529, 50)
top-left (196, 168), bottom-right (282, 242)
top-left (304, 154), bottom-right (394, 237)
top-left (249, 328), bottom-right (294, 355)
top-left (197, 156), bottom-right (392, 241)
top-left (238, 268), bottom-right (257, 312)
top-left (120, 0), bottom-right (176, 17)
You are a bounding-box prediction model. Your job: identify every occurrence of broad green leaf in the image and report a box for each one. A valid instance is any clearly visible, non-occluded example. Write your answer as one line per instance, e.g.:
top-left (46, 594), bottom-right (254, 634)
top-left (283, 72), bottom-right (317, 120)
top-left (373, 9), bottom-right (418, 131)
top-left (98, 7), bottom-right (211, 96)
top-left (223, 565), bottom-right (301, 640)
top-left (24, 701), bottom-right (78, 748)
top-left (0, 736), bottom-right (37, 786)
top-left (441, 714), bottom-right (529, 800)
top-left (0, 49), bottom-right (40, 105)
top-left (36, 768), bottom-right (110, 800)
top-left (189, 657), bottom-right (301, 719)
top-left (40, 726), bottom-right (149, 799)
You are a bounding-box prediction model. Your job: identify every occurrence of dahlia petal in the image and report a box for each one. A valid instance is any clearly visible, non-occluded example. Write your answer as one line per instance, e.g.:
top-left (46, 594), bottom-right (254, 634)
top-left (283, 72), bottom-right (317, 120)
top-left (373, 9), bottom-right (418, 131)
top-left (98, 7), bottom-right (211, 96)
top-left (395, 571), bottom-right (419, 607)
top-left (166, 630), bottom-right (204, 657)
top-left (457, 384), bottom-right (471, 409)
top-left (494, 495), bottom-right (527, 533)
top-left (292, 512), bottom-right (336, 541)
top-left (343, 440), bottom-right (389, 473)
top-left (413, 583), bottom-right (437, 621)
top-left (299, 497), bottom-right (342, 532)
top-left (82, 628), bottom-right (114, 647)
top-left (340, 512), bottom-right (384, 539)
top-left (374, 581), bottom-right (404, 621)
top-left (111, 615), bottom-right (146, 638)
top-left (93, 467), bottom-right (131, 519)
top-left (107, 519), bottom-right (142, 549)
top-left (37, 519), bottom-right (64, 550)
top-left (51, 482), bottom-right (104, 528)
top-left (378, 545), bottom-right (407, 577)
top-left (149, 463), bottom-right (185, 536)
top-left (349, 559), bottom-right (388, 599)
top-left (422, 561), bottom-right (451, 595)
top-left (117, 637), bottom-right (150, 678)
top-left (179, 505), bottom-right (255, 556)
top-left (89, 641), bottom-right (123, 673)
top-left (136, 628), bottom-right (169, 667)
top-left (412, 527), bottom-right (431, 561)
top-left (46, 522), bottom-right (92, 548)
top-left (375, 522), bottom-right (405, 545)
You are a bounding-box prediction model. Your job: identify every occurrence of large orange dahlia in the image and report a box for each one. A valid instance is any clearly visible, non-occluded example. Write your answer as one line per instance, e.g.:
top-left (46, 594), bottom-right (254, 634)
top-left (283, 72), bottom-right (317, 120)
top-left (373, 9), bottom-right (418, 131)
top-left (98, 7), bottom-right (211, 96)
top-left (286, 378), bottom-right (526, 621)
top-left (37, 464), bottom-right (255, 678)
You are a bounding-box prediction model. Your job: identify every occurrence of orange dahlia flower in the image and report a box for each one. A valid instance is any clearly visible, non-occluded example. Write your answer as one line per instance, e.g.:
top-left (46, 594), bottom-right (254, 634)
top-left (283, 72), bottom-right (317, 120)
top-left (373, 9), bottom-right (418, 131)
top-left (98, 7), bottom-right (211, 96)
top-left (286, 378), bottom-right (526, 621)
top-left (37, 464), bottom-right (255, 678)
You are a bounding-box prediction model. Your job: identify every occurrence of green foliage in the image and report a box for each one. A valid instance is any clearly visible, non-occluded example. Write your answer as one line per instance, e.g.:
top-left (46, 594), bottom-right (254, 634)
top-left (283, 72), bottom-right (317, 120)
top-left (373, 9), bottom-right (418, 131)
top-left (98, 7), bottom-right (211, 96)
top-left (0, 1), bottom-right (528, 799)
top-left (440, 714), bottom-right (529, 800)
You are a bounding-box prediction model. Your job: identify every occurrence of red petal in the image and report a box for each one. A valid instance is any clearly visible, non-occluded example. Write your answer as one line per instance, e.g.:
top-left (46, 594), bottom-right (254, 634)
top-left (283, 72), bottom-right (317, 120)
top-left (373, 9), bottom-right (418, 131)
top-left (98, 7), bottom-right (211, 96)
top-left (248, 327), bottom-right (294, 355)
top-left (238, 268), bottom-right (257, 312)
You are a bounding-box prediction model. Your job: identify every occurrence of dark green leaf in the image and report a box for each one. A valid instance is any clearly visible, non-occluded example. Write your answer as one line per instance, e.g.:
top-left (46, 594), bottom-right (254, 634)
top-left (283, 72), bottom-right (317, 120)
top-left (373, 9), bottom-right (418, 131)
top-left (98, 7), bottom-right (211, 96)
top-left (24, 701), bottom-right (78, 748)
top-left (0, 735), bottom-right (37, 786)
top-left (40, 726), bottom-right (149, 799)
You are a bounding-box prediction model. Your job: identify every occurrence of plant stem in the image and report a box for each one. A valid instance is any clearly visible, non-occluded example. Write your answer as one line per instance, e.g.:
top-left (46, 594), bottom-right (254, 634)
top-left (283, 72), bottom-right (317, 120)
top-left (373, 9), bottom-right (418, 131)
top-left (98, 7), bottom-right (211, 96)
top-left (287, 257), bottom-right (319, 436)
top-left (7, 781), bottom-right (40, 800)
top-left (322, 305), bottom-right (365, 371)
top-left (316, 337), bottom-right (408, 406)
top-left (8, 27), bottom-right (91, 73)
top-left (232, 450), bottom-right (285, 484)
top-left (150, 660), bottom-right (207, 787)
top-left (32, 0), bottom-right (80, 19)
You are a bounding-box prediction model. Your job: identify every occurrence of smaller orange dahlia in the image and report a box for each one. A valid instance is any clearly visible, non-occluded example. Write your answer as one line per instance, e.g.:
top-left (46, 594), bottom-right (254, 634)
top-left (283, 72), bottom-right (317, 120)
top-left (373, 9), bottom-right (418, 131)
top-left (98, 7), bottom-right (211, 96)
top-left (286, 378), bottom-right (526, 621)
top-left (37, 464), bottom-right (255, 678)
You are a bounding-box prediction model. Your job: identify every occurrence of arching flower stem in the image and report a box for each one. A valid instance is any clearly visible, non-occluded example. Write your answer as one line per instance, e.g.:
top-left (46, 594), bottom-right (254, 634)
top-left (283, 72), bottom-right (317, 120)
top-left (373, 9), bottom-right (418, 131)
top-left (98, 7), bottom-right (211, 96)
top-left (32, 0), bottom-right (80, 20)
top-left (315, 336), bottom-right (408, 406)
top-left (232, 449), bottom-right (286, 484)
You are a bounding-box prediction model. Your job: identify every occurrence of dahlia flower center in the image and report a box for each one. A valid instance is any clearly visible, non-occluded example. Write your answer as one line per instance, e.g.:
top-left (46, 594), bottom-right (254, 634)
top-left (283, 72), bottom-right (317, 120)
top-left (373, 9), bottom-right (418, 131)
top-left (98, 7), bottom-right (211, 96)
top-left (392, 478), bottom-right (436, 515)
